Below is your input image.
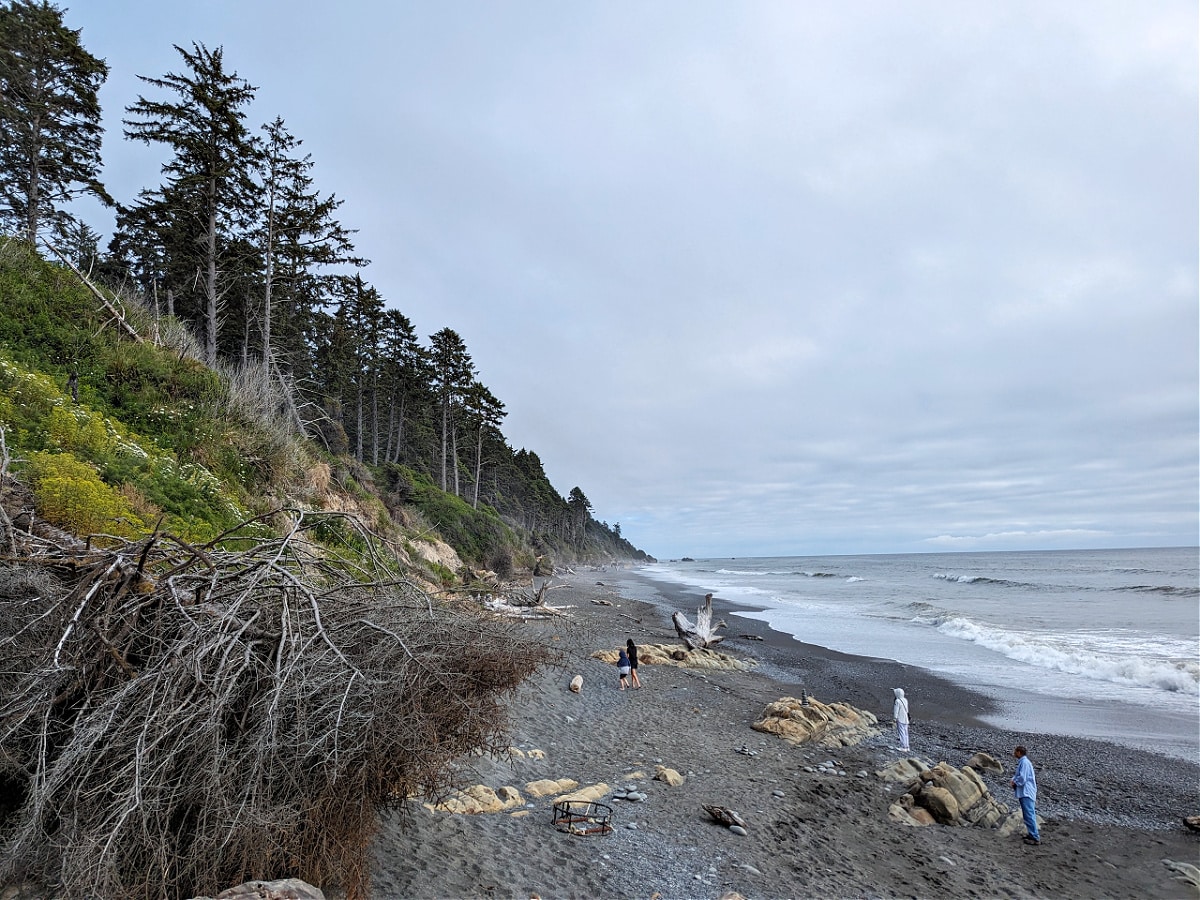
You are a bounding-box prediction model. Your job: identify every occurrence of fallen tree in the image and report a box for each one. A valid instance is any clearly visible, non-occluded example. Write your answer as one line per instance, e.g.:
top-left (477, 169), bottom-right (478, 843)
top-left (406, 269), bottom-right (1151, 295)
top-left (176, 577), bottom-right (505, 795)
top-left (0, 508), bottom-right (553, 900)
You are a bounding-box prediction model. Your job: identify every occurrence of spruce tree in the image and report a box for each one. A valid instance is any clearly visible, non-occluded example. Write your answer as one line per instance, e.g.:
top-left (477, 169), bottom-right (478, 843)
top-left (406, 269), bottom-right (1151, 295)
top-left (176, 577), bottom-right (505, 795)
top-left (0, 0), bottom-right (109, 244)
top-left (254, 116), bottom-right (364, 367)
top-left (122, 43), bottom-right (258, 365)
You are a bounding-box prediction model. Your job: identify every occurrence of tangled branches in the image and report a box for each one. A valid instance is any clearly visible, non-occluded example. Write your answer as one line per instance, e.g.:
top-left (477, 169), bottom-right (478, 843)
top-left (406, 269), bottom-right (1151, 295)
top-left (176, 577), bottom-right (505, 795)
top-left (0, 512), bottom-right (553, 900)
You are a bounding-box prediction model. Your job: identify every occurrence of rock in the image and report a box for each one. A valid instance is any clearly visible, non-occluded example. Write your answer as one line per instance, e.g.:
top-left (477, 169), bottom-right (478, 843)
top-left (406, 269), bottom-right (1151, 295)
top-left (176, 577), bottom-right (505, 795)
top-left (526, 748), bottom-right (546, 760)
top-left (752, 696), bottom-right (880, 748)
top-left (965, 751), bottom-right (1004, 774)
top-left (569, 675), bottom-right (583, 693)
top-left (889, 802), bottom-right (934, 827)
top-left (729, 825), bottom-right (748, 836)
top-left (525, 777), bottom-right (579, 798)
top-left (917, 785), bottom-right (961, 825)
top-left (772, 789), bottom-right (785, 797)
top-left (1183, 816), bottom-right (1200, 833)
top-left (214, 880), bottom-right (325, 899)
top-left (557, 782), bottom-right (610, 804)
top-left (654, 765), bottom-right (685, 786)
top-left (508, 747), bottom-right (526, 760)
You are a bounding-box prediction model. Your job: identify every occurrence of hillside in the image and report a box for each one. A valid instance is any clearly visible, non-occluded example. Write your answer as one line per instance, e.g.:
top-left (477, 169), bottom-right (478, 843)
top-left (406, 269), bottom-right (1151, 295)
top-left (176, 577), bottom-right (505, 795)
top-left (0, 237), bottom-right (652, 581)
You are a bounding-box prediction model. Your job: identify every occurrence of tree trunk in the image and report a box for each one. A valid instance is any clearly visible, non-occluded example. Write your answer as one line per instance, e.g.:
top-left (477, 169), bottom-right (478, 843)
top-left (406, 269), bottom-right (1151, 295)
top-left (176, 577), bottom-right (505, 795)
top-left (204, 179), bottom-right (219, 365)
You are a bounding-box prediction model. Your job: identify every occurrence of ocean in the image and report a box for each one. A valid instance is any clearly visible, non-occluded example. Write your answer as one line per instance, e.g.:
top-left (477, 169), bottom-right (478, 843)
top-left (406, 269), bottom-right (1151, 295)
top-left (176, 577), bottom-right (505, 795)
top-left (623, 547), bottom-right (1199, 759)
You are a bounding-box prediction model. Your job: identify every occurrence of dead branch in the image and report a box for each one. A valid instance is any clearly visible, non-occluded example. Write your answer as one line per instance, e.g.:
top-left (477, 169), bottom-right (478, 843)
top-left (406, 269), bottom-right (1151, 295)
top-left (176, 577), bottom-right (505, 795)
top-left (42, 241), bottom-right (143, 344)
top-left (0, 510), bottom-right (553, 900)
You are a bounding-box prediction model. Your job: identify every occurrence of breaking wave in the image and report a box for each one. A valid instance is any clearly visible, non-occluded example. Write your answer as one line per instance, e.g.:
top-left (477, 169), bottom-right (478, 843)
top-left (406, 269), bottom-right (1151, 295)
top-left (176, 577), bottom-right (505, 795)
top-left (937, 617), bottom-right (1200, 695)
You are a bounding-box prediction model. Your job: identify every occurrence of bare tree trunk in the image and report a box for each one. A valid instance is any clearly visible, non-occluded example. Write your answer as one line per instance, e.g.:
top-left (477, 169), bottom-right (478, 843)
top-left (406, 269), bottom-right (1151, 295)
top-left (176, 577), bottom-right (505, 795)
top-left (451, 425), bottom-right (460, 497)
top-left (472, 425), bottom-right (483, 509)
top-left (371, 371), bottom-right (379, 466)
top-left (440, 401), bottom-right (448, 492)
top-left (355, 378), bottom-right (364, 462)
top-left (204, 180), bottom-right (219, 365)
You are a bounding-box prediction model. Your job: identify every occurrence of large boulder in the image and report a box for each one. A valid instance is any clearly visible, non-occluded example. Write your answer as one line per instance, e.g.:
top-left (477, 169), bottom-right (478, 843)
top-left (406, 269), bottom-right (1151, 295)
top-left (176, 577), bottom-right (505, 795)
top-left (882, 758), bottom-right (1041, 834)
top-left (917, 785), bottom-right (960, 825)
top-left (752, 696), bottom-right (880, 748)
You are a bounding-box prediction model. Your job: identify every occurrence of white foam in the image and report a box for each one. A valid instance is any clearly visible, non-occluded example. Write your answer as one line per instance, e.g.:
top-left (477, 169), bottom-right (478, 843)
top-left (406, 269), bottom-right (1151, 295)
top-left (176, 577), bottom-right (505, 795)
top-left (937, 617), bottom-right (1200, 695)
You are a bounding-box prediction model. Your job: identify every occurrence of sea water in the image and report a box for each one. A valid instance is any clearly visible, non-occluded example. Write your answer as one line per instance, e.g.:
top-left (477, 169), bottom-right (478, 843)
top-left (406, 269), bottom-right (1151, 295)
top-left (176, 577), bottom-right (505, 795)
top-left (626, 548), bottom-right (1199, 759)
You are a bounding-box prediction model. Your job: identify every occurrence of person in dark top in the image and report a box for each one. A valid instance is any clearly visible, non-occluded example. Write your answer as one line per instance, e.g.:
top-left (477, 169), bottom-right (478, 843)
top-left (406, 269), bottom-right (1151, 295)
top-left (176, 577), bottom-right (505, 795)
top-left (626, 638), bottom-right (642, 688)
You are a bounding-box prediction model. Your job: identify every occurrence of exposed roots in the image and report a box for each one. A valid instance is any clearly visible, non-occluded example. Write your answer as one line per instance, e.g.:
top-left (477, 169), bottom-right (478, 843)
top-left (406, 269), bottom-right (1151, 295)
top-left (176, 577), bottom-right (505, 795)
top-left (0, 510), bottom-right (553, 900)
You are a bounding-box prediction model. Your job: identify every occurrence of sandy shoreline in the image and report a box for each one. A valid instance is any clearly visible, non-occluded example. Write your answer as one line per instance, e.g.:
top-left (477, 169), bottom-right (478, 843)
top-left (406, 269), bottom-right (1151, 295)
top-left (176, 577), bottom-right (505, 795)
top-left (369, 572), bottom-right (1199, 900)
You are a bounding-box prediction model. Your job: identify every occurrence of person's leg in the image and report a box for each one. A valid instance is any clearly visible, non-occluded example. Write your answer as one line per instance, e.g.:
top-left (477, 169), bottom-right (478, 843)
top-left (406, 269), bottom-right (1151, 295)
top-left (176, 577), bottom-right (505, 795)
top-left (631, 667), bottom-right (641, 687)
top-left (897, 722), bottom-right (909, 750)
top-left (1019, 797), bottom-right (1040, 841)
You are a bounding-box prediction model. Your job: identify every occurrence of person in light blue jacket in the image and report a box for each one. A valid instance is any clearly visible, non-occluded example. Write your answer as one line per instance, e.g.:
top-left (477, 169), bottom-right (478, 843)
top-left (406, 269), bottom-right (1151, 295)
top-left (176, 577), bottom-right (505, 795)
top-left (1011, 745), bottom-right (1040, 845)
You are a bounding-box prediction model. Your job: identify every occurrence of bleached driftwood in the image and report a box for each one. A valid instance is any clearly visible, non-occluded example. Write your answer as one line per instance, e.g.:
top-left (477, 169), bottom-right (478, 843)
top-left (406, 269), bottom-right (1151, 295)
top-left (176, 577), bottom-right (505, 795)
top-left (672, 592), bottom-right (727, 650)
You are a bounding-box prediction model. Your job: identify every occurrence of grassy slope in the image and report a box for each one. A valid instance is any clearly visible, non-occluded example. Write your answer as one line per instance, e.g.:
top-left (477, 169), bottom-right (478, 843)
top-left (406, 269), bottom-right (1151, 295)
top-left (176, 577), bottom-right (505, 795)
top-left (0, 240), bottom-right (642, 574)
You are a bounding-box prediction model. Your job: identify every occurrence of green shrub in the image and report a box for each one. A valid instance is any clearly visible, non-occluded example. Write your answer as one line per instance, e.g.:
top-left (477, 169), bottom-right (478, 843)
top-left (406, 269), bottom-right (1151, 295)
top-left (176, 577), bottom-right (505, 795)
top-left (23, 452), bottom-right (144, 538)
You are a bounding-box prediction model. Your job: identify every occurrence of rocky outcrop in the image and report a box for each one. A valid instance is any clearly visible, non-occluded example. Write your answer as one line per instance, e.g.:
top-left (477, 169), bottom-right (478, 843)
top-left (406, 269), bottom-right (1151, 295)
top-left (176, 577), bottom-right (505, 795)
top-left (592, 643), bottom-right (755, 672)
top-left (880, 758), bottom-right (1033, 835)
top-left (426, 784), bottom-right (525, 814)
top-left (751, 696), bottom-right (880, 748)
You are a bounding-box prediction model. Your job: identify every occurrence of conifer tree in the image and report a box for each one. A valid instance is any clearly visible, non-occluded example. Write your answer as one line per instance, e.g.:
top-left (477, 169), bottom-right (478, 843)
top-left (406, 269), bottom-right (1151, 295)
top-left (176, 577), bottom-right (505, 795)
top-left (122, 43), bottom-right (258, 365)
top-left (463, 380), bottom-right (505, 509)
top-left (429, 327), bottom-right (476, 494)
top-left (254, 116), bottom-right (364, 367)
top-left (0, 0), bottom-right (109, 244)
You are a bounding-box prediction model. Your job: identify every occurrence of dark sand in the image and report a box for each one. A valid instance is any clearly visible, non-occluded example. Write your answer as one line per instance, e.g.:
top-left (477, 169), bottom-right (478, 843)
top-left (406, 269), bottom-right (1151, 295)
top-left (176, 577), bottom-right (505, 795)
top-left (369, 572), bottom-right (1200, 900)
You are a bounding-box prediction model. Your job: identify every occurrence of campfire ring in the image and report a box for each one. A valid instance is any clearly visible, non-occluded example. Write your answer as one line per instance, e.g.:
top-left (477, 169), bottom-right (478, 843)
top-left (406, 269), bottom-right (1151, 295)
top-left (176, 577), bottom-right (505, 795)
top-left (552, 799), bottom-right (614, 836)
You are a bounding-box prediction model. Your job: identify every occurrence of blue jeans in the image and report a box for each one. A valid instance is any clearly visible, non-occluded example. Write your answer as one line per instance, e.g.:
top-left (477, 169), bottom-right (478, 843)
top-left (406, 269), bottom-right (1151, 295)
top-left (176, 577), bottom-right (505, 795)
top-left (1019, 796), bottom-right (1039, 841)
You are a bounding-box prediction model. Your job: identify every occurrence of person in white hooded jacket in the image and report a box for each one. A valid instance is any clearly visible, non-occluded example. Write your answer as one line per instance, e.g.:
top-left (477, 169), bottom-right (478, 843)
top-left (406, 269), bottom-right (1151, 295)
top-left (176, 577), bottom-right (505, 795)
top-left (892, 687), bottom-right (910, 751)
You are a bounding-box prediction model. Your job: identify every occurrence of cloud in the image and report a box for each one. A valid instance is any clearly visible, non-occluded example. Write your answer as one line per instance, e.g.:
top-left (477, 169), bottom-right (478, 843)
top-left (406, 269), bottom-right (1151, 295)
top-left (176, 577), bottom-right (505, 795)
top-left (66, 1), bottom-right (1199, 559)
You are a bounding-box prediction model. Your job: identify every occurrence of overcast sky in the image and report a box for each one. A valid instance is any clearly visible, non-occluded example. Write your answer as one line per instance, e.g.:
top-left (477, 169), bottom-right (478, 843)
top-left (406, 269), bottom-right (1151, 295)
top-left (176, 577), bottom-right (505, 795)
top-left (65, 1), bottom-right (1197, 559)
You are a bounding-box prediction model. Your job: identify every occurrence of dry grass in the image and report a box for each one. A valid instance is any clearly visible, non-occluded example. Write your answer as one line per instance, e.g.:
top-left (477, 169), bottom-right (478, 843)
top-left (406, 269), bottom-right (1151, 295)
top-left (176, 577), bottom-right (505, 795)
top-left (0, 508), bottom-right (553, 900)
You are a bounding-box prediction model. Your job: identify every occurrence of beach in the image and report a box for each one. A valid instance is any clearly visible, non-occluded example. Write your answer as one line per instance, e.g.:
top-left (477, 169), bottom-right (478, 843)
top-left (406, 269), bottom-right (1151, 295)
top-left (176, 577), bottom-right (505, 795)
top-left (369, 572), bottom-right (1199, 900)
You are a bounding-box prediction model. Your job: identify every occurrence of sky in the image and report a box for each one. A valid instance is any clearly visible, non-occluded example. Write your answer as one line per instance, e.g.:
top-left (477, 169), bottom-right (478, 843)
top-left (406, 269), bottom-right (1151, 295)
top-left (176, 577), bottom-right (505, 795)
top-left (62, 1), bottom-right (1197, 559)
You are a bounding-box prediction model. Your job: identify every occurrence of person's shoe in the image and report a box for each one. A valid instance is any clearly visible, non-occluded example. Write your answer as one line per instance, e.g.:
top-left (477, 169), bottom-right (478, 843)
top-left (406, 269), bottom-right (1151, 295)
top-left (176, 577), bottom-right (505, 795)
top-left (1023, 836), bottom-right (1040, 845)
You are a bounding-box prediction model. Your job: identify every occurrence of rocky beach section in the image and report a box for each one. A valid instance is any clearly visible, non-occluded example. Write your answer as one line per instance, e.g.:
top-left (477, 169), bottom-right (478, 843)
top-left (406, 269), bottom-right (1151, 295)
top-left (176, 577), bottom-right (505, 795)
top-left (366, 572), bottom-right (1199, 900)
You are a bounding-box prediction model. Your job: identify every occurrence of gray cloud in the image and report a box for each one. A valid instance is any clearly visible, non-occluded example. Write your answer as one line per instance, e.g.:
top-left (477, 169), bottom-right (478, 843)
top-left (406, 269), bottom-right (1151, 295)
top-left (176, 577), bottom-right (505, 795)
top-left (69, 1), bottom-right (1197, 558)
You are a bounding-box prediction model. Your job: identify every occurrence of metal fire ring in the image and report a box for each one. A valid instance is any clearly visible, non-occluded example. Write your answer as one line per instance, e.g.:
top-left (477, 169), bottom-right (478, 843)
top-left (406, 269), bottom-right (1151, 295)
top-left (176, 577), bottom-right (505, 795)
top-left (552, 799), bottom-right (614, 836)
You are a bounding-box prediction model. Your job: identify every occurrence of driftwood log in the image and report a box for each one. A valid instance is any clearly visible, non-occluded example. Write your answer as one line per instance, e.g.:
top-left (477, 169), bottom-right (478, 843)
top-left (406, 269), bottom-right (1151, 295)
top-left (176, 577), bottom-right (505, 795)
top-left (672, 592), bottom-right (727, 650)
top-left (703, 805), bottom-right (748, 829)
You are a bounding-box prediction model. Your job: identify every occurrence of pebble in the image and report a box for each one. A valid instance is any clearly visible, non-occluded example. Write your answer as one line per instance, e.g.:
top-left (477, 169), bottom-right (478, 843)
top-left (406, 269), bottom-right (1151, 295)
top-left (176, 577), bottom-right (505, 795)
top-left (856, 770), bottom-right (868, 778)
top-left (729, 825), bottom-right (748, 836)
top-left (625, 823), bottom-right (638, 830)
top-left (772, 790), bottom-right (785, 797)
top-left (738, 864), bottom-right (762, 876)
